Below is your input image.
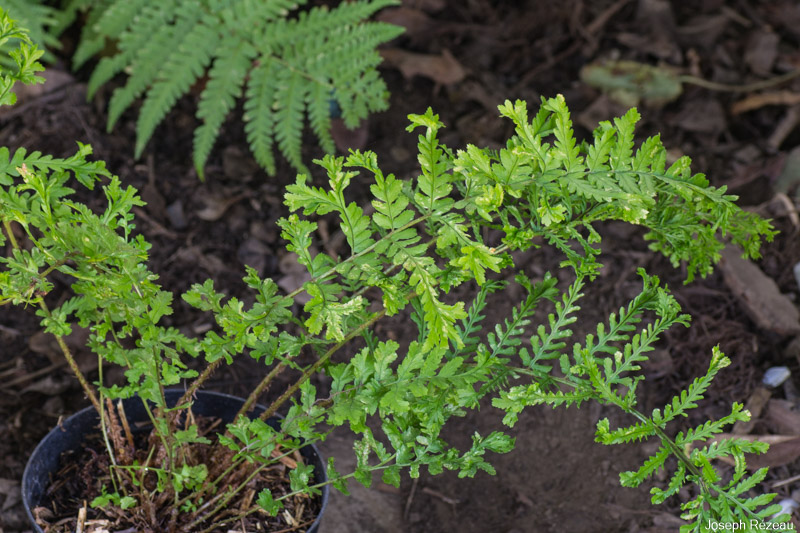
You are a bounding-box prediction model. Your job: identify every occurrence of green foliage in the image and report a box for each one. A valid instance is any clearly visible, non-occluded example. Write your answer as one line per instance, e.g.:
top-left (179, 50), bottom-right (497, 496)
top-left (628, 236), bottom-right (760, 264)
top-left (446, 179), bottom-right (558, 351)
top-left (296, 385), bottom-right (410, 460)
top-left (71, 0), bottom-right (404, 178)
top-left (0, 8), bottom-right (44, 108)
top-left (0, 0), bottom-right (62, 65)
top-left (0, 21), bottom-right (784, 530)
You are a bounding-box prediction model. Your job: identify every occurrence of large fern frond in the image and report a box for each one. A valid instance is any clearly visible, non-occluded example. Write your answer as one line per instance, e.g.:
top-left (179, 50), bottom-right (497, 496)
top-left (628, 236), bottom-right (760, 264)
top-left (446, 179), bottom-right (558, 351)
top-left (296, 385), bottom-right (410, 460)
top-left (73, 0), bottom-right (403, 178)
top-left (193, 37), bottom-right (255, 173)
top-left (134, 14), bottom-right (220, 157)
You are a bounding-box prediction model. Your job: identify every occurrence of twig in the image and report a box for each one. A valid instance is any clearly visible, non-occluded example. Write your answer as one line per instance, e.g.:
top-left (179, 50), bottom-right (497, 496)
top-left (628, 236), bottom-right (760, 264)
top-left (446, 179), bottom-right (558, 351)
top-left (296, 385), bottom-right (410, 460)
top-left (132, 207), bottom-right (180, 239)
top-left (422, 486), bottom-right (461, 505)
top-left (0, 361), bottom-right (66, 388)
top-left (681, 69), bottom-right (800, 94)
top-left (258, 310), bottom-right (387, 422)
top-left (772, 472), bottom-right (800, 489)
top-left (768, 105), bottom-right (800, 150)
top-left (403, 477), bottom-right (418, 520)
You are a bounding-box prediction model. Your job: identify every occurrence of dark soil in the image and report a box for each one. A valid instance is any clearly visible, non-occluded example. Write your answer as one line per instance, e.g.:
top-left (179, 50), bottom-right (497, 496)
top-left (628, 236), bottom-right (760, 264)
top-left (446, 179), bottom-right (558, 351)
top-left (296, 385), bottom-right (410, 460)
top-left (4, 1), bottom-right (800, 532)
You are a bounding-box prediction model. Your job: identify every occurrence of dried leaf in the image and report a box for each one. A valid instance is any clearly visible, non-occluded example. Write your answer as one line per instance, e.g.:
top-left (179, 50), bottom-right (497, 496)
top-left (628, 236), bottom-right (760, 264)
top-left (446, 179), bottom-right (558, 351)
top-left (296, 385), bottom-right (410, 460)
top-left (237, 237), bottom-right (271, 277)
top-left (376, 7), bottom-right (433, 36)
top-left (767, 399), bottom-right (800, 435)
top-left (331, 118), bottom-right (370, 152)
top-left (580, 60), bottom-right (683, 107)
top-left (196, 192), bottom-right (247, 221)
top-left (0, 478), bottom-right (20, 511)
top-left (222, 145), bottom-right (259, 180)
top-left (744, 29), bottom-right (780, 76)
top-left (732, 386), bottom-right (771, 435)
top-left (21, 375), bottom-right (72, 395)
top-left (277, 253), bottom-right (312, 305)
top-left (380, 48), bottom-right (466, 85)
top-left (670, 98), bottom-right (726, 133)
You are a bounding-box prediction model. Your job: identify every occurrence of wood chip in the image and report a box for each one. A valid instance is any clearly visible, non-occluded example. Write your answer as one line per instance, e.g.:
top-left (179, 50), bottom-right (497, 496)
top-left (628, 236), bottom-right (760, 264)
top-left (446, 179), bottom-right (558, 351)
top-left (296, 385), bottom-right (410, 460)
top-left (719, 245), bottom-right (800, 336)
top-left (767, 399), bottom-right (800, 435)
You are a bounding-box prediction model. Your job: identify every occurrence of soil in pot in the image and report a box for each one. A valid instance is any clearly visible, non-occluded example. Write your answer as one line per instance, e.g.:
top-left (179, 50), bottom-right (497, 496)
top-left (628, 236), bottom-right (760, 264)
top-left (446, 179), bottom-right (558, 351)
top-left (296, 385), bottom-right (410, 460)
top-left (22, 390), bottom-right (328, 533)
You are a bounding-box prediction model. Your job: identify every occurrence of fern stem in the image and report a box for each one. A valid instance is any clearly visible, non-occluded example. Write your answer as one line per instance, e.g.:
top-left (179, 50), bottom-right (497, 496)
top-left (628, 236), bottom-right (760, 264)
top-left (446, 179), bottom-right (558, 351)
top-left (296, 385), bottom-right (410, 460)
top-left (235, 360), bottom-right (287, 421)
top-left (282, 214), bottom-right (430, 303)
top-left (259, 309), bottom-right (387, 422)
top-left (178, 358), bottom-right (223, 407)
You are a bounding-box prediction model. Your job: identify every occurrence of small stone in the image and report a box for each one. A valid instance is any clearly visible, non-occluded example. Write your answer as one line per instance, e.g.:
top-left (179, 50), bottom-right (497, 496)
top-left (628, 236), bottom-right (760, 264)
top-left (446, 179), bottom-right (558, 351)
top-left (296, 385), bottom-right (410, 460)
top-left (763, 366), bottom-right (791, 388)
top-left (794, 261), bottom-right (800, 292)
top-left (237, 237), bottom-right (271, 277)
top-left (166, 200), bottom-right (187, 229)
top-left (771, 498), bottom-right (799, 521)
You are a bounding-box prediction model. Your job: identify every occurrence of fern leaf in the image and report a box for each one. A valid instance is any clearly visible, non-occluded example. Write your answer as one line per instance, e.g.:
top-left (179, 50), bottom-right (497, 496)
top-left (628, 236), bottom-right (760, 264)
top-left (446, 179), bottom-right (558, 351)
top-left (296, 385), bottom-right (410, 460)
top-left (193, 37), bottom-right (255, 178)
top-left (542, 94), bottom-right (584, 174)
top-left (273, 69), bottom-right (309, 175)
top-left (135, 17), bottom-right (219, 157)
top-left (1, 0), bottom-right (59, 63)
top-left (78, 0), bottom-right (401, 175)
top-left (106, 3), bottom-right (194, 130)
top-left (243, 58), bottom-right (279, 175)
top-left (86, 4), bottom-right (171, 98)
top-left (619, 445), bottom-right (669, 488)
top-left (407, 109), bottom-right (453, 215)
top-left (307, 82), bottom-right (335, 156)
top-left (74, 0), bottom-right (150, 69)
top-left (609, 107), bottom-right (638, 171)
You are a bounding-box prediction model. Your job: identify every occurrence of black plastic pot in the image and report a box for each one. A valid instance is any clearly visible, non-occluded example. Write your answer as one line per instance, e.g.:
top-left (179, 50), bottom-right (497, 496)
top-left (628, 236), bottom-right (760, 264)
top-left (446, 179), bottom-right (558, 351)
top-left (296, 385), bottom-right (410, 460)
top-left (22, 389), bottom-right (328, 533)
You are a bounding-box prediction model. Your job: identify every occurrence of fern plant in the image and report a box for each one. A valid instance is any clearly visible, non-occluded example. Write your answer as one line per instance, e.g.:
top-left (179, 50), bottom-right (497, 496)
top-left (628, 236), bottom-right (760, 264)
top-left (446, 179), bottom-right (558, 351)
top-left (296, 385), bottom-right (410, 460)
top-left (69, 0), bottom-right (403, 178)
top-left (0, 11), bottom-right (788, 532)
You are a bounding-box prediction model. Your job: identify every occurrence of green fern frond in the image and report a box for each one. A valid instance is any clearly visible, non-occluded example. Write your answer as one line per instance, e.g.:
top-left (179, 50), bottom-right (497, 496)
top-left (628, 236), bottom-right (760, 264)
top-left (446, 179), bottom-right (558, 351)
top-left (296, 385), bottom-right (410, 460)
top-left (273, 69), bottom-right (309, 176)
top-left (73, 0), bottom-right (149, 69)
top-left (105, 5), bottom-right (189, 130)
top-left (193, 37), bottom-right (256, 177)
top-left (619, 445), bottom-right (669, 488)
top-left (134, 15), bottom-right (220, 157)
top-left (85, 4), bottom-right (170, 98)
top-left (73, 0), bottom-right (403, 177)
top-left (244, 58), bottom-right (280, 174)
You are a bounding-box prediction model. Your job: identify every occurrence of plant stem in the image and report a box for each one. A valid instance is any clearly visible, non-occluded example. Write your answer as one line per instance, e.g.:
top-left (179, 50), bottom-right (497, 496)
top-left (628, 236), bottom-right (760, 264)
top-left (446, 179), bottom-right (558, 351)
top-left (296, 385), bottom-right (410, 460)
top-left (185, 461), bottom-right (266, 531)
top-left (236, 360), bottom-right (287, 420)
top-left (177, 358), bottom-right (222, 409)
top-left (259, 309), bottom-right (387, 422)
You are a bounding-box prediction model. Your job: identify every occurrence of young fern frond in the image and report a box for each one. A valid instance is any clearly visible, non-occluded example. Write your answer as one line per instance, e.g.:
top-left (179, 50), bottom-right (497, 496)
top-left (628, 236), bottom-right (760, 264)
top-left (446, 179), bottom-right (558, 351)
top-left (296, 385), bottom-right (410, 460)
top-left (74, 0), bottom-right (403, 178)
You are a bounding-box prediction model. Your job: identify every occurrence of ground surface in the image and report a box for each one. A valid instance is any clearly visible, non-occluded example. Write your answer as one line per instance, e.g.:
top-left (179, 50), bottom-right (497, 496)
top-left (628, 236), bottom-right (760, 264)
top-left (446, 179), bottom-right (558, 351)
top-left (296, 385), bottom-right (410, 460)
top-left (4, 1), bottom-right (800, 532)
